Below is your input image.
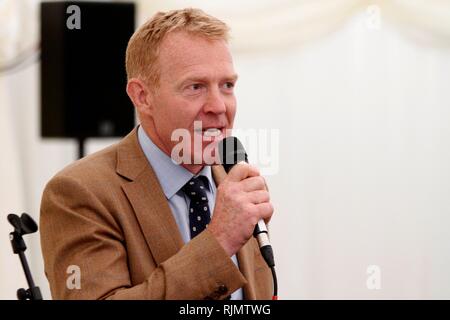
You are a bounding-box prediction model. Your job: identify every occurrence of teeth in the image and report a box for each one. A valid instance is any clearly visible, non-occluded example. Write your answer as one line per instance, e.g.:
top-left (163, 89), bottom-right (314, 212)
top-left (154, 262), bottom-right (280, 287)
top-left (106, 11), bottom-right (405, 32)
top-left (203, 128), bottom-right (221, 137)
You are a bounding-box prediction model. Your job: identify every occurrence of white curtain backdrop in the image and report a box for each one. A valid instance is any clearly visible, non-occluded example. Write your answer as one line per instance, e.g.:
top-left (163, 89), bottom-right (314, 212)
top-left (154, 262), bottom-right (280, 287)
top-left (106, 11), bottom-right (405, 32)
top-left (136, 0), bottom-right (450, 52)
top-left (0, 72), bottom-right (28, 300)
top-left (1, 0), bottom-right (450, 299)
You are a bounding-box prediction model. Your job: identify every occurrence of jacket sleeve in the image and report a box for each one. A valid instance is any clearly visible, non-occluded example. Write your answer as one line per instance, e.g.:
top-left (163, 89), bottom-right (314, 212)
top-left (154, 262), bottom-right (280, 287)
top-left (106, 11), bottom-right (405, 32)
top-left (40, 174), bottom-right (247, 300)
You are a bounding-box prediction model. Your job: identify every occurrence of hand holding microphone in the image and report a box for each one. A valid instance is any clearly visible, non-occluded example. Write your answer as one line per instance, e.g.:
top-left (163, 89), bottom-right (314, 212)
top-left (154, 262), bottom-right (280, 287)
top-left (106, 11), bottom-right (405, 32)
top-left (208, 161), bottom-right (273, 257)
top-left (208, 137), bottom-right (276, 268)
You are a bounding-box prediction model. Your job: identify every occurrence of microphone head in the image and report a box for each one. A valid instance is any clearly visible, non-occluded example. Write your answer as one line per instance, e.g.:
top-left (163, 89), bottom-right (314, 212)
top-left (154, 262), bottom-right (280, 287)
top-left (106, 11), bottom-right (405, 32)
top-left (218, 136), bottom-right (248, 173)
top-left (20, 213), bottom-right (38, 234)
top-left (7, 213), bottom-right (38, 235)
top-left (7, 214), bottom-right (22, 231)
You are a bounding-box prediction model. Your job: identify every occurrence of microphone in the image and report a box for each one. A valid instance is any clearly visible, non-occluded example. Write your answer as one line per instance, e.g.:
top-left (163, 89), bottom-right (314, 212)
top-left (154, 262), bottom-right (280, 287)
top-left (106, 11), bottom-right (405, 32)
top-left (218, 136), bottom-right (275, 268)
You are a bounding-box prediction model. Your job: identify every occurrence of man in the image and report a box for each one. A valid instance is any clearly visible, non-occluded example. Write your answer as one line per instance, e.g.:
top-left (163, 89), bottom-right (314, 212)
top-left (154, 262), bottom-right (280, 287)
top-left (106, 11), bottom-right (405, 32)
top-left (40, 8), bottom-right (274, 300)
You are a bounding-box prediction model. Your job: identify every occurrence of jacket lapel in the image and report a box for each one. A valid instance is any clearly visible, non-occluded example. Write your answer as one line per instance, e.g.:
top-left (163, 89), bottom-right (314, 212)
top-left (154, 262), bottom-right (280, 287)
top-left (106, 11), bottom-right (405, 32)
top-left (116, 128), bottom-right (184, 265)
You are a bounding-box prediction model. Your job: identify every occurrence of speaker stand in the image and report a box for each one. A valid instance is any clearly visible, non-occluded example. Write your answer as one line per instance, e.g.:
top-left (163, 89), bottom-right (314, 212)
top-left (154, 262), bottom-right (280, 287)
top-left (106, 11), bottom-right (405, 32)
top-left (77, 137), bottom-right (85, 159)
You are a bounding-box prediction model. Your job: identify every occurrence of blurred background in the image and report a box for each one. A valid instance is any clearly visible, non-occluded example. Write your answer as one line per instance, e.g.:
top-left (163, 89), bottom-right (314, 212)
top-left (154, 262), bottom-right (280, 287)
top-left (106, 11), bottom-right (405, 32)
top-left (1, 0), bottom-right (450, 300)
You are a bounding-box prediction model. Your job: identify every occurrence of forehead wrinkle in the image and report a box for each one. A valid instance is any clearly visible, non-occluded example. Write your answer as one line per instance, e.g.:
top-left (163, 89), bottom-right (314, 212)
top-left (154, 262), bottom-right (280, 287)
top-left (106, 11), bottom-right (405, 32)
top-left (161, 56), bottom-right (235, 86)
top-left (157, 32), bottom-right (233, 81)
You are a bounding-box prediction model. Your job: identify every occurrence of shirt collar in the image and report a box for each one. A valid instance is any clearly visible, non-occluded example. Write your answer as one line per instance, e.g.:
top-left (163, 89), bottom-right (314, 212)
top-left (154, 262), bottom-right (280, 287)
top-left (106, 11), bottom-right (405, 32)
top-left (137, 125), bottom-right (214, 199)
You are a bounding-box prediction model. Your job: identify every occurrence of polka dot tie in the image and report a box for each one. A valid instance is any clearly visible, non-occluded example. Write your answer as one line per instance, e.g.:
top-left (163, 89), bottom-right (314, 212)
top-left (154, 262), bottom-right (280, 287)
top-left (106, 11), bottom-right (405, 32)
top-left (182, 175), bottom-right (211, 239)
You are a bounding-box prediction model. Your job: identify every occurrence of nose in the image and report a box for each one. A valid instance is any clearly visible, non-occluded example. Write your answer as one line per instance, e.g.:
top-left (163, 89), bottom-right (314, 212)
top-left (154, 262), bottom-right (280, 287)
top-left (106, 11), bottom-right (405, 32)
top-left (203, 87), bottom-right (226, 114)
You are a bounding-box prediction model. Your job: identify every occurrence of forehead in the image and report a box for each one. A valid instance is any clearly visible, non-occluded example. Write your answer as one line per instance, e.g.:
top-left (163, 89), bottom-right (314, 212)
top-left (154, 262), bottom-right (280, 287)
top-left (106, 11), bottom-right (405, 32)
top-left (157, 31), bottom-right (234, 81)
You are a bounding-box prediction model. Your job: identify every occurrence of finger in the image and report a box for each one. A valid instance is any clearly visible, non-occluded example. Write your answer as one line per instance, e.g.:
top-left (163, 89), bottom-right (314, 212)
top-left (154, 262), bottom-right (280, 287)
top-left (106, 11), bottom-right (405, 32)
top-left (254, 202), bottom-right (274, 220)
top-left (241, 176), bottom-right (267, 192)
top-left (226, 163), bottom-right (260, 182)
top-left (247, 190), bottom-right (270, 204)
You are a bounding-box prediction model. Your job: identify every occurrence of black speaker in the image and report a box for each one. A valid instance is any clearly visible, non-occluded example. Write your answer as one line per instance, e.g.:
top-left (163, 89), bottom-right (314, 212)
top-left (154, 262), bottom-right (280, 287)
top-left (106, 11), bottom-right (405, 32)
top-left (40, 1), bottom-right (136, 138)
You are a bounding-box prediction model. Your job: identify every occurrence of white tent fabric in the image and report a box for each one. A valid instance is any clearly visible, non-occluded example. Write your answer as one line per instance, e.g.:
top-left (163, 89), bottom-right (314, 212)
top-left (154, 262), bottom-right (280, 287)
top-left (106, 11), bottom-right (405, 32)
top-left (0, 76), bottom-right (28, 300)
top-left (136, 0), bottom-right (450, 53)
top-left (1, 0), bottom-right (450, 299)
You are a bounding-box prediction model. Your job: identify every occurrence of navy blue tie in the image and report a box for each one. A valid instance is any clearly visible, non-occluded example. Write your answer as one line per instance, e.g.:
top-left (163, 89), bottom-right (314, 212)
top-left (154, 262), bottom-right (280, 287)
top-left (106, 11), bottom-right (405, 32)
top-left (183, 176), bottom-right (232, 300)
top-left (182, 176), bottom-right (211, 239)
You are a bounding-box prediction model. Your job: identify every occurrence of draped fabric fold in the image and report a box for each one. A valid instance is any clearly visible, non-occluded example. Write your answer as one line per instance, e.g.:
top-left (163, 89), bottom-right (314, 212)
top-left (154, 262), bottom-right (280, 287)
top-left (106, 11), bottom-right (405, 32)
top-left (0, 0), bottom-right (38, 68)
top-left (1, 0), bottom-right (449, 62)
top-left (136, 0), bottom-right (450, 53)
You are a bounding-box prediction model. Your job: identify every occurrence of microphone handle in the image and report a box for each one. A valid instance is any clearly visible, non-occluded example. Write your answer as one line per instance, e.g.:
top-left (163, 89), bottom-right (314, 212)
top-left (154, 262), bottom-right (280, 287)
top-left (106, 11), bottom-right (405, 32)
top-left (254, 219), bottom-right (275, 268)
top-left (227, 161), bottom-right (276, 268)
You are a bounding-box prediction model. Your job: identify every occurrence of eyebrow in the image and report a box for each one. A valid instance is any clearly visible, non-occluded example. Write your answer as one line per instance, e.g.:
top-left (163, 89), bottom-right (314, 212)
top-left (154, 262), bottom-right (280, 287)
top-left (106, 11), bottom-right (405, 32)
top-left (179, 74), bottom-right (239, 85)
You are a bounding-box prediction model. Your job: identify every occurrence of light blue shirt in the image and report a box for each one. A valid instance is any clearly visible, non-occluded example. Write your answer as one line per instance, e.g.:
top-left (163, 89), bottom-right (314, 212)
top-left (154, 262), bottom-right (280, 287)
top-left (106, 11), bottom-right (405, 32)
top-left (137, 125), bottom-right (243, 300)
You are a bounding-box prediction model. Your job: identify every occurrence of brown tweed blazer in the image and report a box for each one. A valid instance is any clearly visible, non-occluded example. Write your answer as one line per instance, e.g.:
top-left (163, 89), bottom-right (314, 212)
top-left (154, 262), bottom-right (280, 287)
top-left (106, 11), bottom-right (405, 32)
top-left (40, 127), bottom-right (272, 299)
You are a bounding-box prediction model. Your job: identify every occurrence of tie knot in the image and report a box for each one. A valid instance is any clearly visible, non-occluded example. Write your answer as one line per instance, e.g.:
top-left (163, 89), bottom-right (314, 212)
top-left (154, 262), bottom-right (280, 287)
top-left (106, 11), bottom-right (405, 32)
top-left (182, 176), bottom-right (209, 203)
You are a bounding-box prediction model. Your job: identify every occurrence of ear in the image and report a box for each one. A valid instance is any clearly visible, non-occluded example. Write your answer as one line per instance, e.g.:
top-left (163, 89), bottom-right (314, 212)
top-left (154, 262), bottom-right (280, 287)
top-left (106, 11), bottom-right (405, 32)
top-left (126, 78), bottom-right (154, 116)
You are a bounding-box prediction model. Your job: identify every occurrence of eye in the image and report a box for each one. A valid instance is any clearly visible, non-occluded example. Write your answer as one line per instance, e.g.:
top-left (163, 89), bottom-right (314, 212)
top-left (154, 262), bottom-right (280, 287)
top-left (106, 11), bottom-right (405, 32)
top-left (189, 83), bottom-right (203, 90)
top-left (223, 82), bottom-right (235, 90)
top-left (183, 83), bottom-right (206, 96)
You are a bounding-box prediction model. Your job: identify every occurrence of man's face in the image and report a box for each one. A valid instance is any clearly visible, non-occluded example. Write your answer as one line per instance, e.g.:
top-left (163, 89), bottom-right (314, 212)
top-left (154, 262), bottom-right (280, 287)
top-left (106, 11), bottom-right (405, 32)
top-left (144, 31), bottom-right (237, 168)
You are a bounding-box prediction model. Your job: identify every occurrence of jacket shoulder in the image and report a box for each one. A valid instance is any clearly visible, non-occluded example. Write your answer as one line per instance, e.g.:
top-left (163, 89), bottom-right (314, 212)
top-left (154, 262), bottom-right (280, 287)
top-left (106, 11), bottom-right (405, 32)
top-left (50, 142), bottom-right (120, 186)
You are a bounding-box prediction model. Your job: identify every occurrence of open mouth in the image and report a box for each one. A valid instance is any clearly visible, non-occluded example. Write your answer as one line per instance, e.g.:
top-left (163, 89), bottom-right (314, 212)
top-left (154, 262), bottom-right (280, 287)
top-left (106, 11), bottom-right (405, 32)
top-left (194, 127), bottom-right (225, 139)
top-left (202, 127), bottom-right (223, 137)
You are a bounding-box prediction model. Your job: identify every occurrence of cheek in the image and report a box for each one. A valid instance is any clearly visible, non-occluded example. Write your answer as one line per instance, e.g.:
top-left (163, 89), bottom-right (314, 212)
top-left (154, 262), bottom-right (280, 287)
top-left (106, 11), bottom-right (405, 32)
top-left (156, 96), bottom-right (189, 124)
top-left (226, 98), bottom-right (237, 124)
top-left (156, 92), bottom-right (212, 132)
top-left (166, 103), bottom-right (202, 134)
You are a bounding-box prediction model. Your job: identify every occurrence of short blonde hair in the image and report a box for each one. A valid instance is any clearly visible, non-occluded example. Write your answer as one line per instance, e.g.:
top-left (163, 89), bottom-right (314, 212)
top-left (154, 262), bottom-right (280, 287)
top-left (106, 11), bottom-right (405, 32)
top-left (125, 8), bottom-right (230, 86)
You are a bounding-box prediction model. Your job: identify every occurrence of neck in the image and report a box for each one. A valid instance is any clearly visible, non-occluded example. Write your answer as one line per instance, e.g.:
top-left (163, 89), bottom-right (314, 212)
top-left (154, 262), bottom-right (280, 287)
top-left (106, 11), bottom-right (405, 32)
top-left (140, 123), bottom-right (204, 175)
top-left (181, 163), bottom-right (204, 175)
